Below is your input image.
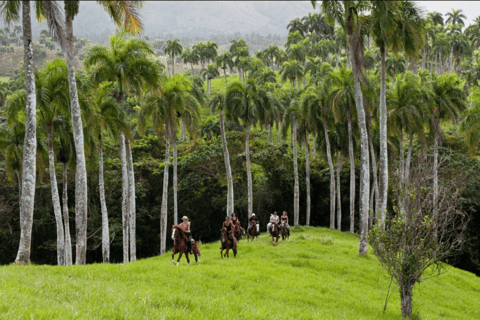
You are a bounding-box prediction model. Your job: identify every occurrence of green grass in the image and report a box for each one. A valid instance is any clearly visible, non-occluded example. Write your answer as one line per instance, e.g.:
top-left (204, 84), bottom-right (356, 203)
top-left (1, 227), bottom-right (479, 319)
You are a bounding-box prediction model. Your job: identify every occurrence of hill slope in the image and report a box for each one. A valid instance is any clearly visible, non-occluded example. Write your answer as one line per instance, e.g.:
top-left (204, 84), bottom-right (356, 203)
top-left (0, 227), bottom-right (478, 319)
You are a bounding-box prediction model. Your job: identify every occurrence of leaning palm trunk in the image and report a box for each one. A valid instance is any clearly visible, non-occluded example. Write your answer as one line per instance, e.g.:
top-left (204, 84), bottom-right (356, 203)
top-left (348, 35), bottom-right (370, 255)
top-left (336, 152), bottom-right (343, 231)
top-left (305, 134), bottom-right (311, 226)
top-left (292, 117), bottom-right (299, 227)
top-left (160, 125), bottom-right (170, 255)
top-left (347, 113), bottom-right (355, 233)
top-left (172, 130), bottom-right (178, 225)
top-left (246, 123), bottom-right (253, 218)
top-left (15, 1), bottom-right (37, 265)
top-left (119, 135), bottom-right (129, 263)
top-left (47, 127), bottom-right (65, 265)
top-left (322, 120), bottom-right (336, 229)
top-left (378, 47), bottom-right (388, 228)
top-left (64, 8), bottom-right (88, 265)
top-left (98, 137), bottom-right (110, 263)
top-left (126, 139), bottom-right (136, 262)
top-left (62, 163), bottom-right (72, 266)
top-left (220, 111), bottom-right (234, 217)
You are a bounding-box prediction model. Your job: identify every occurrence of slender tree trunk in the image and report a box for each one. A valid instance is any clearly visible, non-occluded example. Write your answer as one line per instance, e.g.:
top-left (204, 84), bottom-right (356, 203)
top-left (172, 54), bottom-right (175, 75)
top-left (323, 120), bottom-right (336, 229)
top-left (15, 1), bottom-right (36, 265)
top-left (422, 46), bottom-right (426, 70)
top-left (62, 164), bottom-right (72, 266)
top-left (348, 26), bottom-right (369, 255)
top-left (180, 118), bottom-right (186, 141)
top-left (246, 123), bottom-right (253, 218)
top-left (126, 139), bottom-right (136, 262)
top-left (98, 137), bottom-right (109, 263)
top-left (404, 133), bottom-right (414, 223)
top-left (266, 123), bottom-right (270, 145)
top-left (64, 7), bottom-right (88, 265)
top-left (293, 117), bottom-right (299, 227)
top-left (276, 120), bottom-right (280, 145)
top-left (378, 46), bottom-right (388, 228)
top-left (305, 134), bottom-right (311, 226)
top-left (220, 111), bottom-right (234, 217)
top-left (160, 125), bottom-right (170, 255)
top-left (400, 283), bottom-right (414, 318)
top-left (398, 127), bottom-right (405, 215)
top-left (369, 137), bottom-right (379, 225)
top-left (312, 131), bottom-right (316, 158)
top-left (172, 129), bottom-right (178, 226)
top-left (119, 135), bottom-right (129, 263)
top-left (336, 152), bottom-right (343, 231)
top-left (47, 127), bottom-right (65, 266)
top-left (347, 114), bottom-right (355, 233)
top-left (433, 126), bottom-right (439, 219)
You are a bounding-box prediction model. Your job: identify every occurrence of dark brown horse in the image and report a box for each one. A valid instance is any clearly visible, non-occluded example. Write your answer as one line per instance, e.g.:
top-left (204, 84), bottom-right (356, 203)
top-left (171, 225), bottom-right (201, 266)
top-left (280, 220), bottom-right (289, 240)
top-left (247, 222), bottom-right (259, 241)
top-left (271, 223), bottom-right (280, 245)
top-left (220, 228), bottom-right (237, 258)
top-left (233, 222), bottom-right (245, 242)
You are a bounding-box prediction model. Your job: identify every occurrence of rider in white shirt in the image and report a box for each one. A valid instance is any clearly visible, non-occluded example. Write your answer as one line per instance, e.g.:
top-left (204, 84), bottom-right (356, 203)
top-left (267, 211), bottom-right (279, 236)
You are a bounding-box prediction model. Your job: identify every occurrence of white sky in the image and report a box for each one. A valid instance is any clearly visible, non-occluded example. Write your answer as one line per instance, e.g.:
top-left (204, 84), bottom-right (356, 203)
top-left (416, 1), bottom-right (480, 27)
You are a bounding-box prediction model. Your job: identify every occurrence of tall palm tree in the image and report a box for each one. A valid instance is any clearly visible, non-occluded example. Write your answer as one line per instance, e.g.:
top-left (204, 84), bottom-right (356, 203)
top-left (210, 93), bottom-right (235, 217)
top-left (164, 38), bottom-right (182, 76)
top-left (287, 18), bottom-right (306, 37)
top-left (181, 47), bottom-right (199, 74)
top-left (319, 0), bottom-right (370, 254)
top-left (226, 79), bottom-right (268, 219)
top-left (427, 12), bottom-right (444, 26)
top-left (461, 87), bottom-right (480, 155)
top-left (445, 9), bottom-right (467, 28)
top-left (216, 52), bottom-right (234, 88)
top-left (84, 31), bottom-right (159, 263)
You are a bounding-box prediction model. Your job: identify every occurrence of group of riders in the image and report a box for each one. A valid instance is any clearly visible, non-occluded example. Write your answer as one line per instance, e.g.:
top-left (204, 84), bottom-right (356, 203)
top-left (173, 211), bottom-right (291, 253)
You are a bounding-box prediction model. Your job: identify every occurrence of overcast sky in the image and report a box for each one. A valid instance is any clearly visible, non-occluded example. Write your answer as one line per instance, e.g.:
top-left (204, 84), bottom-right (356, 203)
top-left (416, 1), bottom-right (480, 26)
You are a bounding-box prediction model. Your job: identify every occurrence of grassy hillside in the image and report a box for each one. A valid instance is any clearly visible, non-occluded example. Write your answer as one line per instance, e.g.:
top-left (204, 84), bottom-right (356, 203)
top-left (1, 227), bottom-right (478, 319)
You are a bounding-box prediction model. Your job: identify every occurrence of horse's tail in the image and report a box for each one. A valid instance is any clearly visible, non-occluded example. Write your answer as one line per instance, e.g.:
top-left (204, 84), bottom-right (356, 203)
top-left (193, 243), bottom-right (201, 257)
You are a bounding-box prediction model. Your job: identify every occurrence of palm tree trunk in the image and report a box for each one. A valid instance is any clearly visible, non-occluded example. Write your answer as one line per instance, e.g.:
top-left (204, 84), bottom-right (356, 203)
top-left (119, 135), bottom-right (129, 263)
top-left (48, 126), bottom-right (65, 266)
top-left (172, 54), bottom-right (175, 75)
top-left (369, 179), bottom-right (375, 229)
top-left (98, 136), bottom-right (110, 263)
top-left (348, 30), bottom-right (370, 255)
top-left (323, 119), bottom-right (336, 229)
top-left (266, 123), bottom-right (270, 144)
top-left (336, 152), bottom-right (343, 231)
top-left (378, 46), bottom-right (388, 228)
top-left (293, 116), bottom-right (299, 227)
top-left (180, 118), bottom-right (186, 141)
top-left (172, 129), bottom-right (178, 226)
top-left (246, 123), bottom-right (253, 218)
top-left (422, 46), bottom-right (426, 70)
top-left (15, 1), bottom-right (36, 265)
top-left (369, 137), bottom-right (379, 225)
top-left (404, 133), bottom-right (414, 223)
top-left (160, 124), bottom-right (170, 255)
top-left (220, 111), bottom-right (234, 217)
top-left (64, 7), bottom-right (88, 265)
top-left (126, 139), bottom-right (136, 262)
top-left (398, 127), bottom-right (405, 215)
top-left (305, 134), bottom-right (311, 226)
top-left (62, 163), bottom-right (72, 266)
top-left (276, 120), bottom-right (280, 145)
top-left (433, 126), bottom-right (439, 221)
top-left (347, 114), bottom-right (355, 233)
top-left (312, 131), bottom-right (316, 158)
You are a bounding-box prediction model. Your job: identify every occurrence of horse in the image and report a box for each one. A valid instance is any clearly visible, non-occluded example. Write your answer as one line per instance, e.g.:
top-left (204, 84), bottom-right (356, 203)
top-left (220, 227), bottom-right (237, 258)
top-left (280, 220), bottom-right (289, 240)
top-left (171, 225), bottom-right (201, 266)
top-left (271, 223), bottom-right (280, 245)
top-left (247, 222), bottom-right (259, 242)
top-left (233, 222), bottom-right (245, 242)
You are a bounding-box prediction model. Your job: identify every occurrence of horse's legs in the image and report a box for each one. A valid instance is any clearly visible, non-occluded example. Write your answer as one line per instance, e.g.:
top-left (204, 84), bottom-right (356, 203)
top-left (185, 252), bottom-right (190, 266)
top-left (172, 249), bottom-right (177, 265)
top-left (194, 252), bottom-right (198, 262)
top-left (177, 251), bottom-right (183, 265)
top-left (220, 248), bottom-right (224, 259)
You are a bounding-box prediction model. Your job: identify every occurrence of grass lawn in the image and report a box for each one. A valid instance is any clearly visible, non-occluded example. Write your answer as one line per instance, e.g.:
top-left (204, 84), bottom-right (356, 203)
top-left (1, 227), bottom-right (479, 319)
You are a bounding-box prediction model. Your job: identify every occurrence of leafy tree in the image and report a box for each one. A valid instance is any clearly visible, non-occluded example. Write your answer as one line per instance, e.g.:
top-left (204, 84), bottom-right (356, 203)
top-left (445, 8), bottom-right (467, 28)
top-left (164, 38), bottom-right (182, 76)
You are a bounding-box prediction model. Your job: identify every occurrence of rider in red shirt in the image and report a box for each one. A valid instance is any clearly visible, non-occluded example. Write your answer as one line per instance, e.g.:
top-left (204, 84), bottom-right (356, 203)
top-left (178, 216), bottom-right (192, 253)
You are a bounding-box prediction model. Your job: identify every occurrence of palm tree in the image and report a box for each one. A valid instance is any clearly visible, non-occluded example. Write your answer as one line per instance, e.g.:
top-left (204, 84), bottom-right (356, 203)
top-left (229, 39), bottom-right (249, 82)
top-left (164, 38), bottom-right (183, 76)
top-left (181, 47), bottom-right (199, 74)
top-left (427, 12), bottom-right (444, 26)
top-left (140, 74), bottom-right (200, 254)
top-left (84, 31), bottom-right (159, 263)
top-left (216, 52), bottom-right (234, 88)
top-left (210, 93), bottom-right (235, 217)
top-left (319, 0), bottom-right (370, 254)
top-left (445, 9), bottom-right (467, 28)
top-left (429, 73), bottom-right (466, 220)
top-left (201, 63), bottom-right (220, 96)
top-left (287, 18), bottom-right (306, 37)
top-left (226, 80), bottom-right (268, 219)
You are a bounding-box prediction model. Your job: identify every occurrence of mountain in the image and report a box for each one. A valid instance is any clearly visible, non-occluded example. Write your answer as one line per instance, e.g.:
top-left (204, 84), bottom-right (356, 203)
top-left (0, 1), bottom-right (315, 42)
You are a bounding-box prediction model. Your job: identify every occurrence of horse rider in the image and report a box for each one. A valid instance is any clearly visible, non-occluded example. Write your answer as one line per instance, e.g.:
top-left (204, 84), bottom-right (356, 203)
top-left (221, 216), bottom-right (235, 248)
top-left (267, 211), bottom-right (279, 236)
top-left (179, 216), bottom-right (193, 253)
top-left (232, 213), bottom-right (241, 229)
top-left (248, 213), bottom-right (258, 233)
top-left (281, 211), bottom-right (290, 236)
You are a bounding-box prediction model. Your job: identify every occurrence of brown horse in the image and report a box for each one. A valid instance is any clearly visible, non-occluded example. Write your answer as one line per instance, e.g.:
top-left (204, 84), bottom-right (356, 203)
top-left (247, 222), bottom-right (259, 241)
top-left (171, 225), bottom-right (201, 266)
top-left (271, 223), bottom-right (280, 245)
top-left (280, 220), bottom-right (289, 240)
top-left (233, 222), bottom-right (244, 242)
top-left (220, 228), bottom-right (237, 258)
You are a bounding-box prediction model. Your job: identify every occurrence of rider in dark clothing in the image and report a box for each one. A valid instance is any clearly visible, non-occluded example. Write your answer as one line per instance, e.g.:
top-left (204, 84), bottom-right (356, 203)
top-left (248, 213), bottom-right (258, 233)
top-left (222, 216), bottom-right (234, 240)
